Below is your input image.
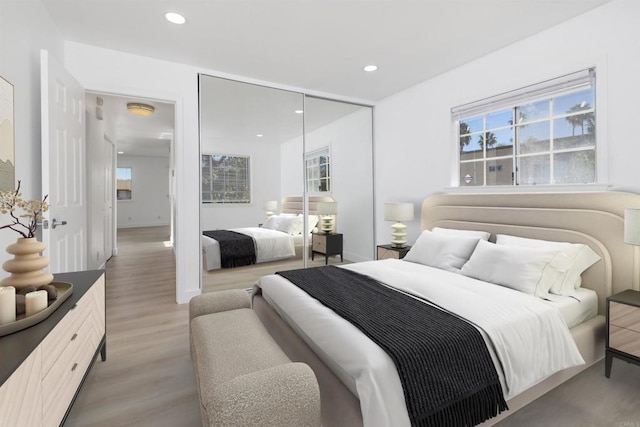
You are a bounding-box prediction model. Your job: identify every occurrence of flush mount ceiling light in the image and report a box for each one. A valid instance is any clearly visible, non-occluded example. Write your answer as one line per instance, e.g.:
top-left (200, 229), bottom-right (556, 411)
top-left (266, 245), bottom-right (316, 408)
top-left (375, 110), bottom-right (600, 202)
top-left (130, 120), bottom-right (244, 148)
top-left (118, 151), bottom-right (124, 154)
top-left (364, 65), bottom-right (378, 72)
top-left (294, 110), bottom-right (304, 114)
top-left (256, 134), bottom-right (264, 137)
top-left (127, 102), bottom-right (155, 116)
top-left (165, 12), bottom-right (186, 24)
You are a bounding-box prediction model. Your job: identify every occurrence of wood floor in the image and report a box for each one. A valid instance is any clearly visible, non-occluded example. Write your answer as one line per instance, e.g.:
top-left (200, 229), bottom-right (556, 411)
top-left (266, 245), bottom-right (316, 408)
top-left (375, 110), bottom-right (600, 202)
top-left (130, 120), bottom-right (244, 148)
top-left (65, 226), bottom-right (640, 426)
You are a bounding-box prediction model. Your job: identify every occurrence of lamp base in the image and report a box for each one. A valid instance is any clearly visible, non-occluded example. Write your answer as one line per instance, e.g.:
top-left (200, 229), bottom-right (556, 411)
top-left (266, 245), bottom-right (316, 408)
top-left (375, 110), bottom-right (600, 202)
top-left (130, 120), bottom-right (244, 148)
top-left (390, 222), bottom-right (407, 248)
top-left (320, 216), bottom-right (334, 233)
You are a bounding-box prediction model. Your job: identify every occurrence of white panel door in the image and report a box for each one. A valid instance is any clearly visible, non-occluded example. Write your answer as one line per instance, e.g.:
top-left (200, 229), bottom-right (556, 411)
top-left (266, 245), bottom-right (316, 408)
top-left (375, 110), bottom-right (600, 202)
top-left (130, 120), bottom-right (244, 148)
top-left (40, 50), bottom-right (87, 273)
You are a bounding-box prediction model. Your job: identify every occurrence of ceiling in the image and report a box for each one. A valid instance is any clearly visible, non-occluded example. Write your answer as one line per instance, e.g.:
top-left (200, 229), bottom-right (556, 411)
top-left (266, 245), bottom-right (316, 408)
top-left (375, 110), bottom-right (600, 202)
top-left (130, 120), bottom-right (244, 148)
top-left (42, 0), bottom-right (613, 155)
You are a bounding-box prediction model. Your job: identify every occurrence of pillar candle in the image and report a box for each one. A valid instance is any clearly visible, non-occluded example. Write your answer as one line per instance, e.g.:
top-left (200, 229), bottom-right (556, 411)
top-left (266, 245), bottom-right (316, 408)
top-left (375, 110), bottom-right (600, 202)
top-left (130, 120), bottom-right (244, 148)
top-left (0, 286), bottom-right (16, 325)
top-left (25, 290), bottom-right (48, 317)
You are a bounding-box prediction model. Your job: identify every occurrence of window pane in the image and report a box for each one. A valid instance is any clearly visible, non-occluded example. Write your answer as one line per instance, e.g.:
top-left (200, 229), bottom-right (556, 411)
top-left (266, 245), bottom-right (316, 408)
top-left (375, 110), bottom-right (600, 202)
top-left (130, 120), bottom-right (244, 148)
top-left (460, 116), bottom-right (482, 135)
top-left (553, 150), bottom-right (596, 184)
top-left (486, 159), bottom-right (513, 186)
top-left (117, 167), bottom-right (132, 200)
top-left (553, 88), bottom-right (594, 116)
top-left (517, 99), bottom-right (549, 124)
top-left (553, 117), bottom-right (596, 150)
top-left (486, 109), bottom-right (513, 130)
top-left (486, 127), bottom-right (514, 158)
top-left (460, 133), bottom-right (483, 160)
top-left (460, 161), bottom-right (484, 186)
top-left (517, 121), bottom-right (550, 154)
top-left (320, 164), bottom-right (327, 178)
top-left (518, 155), bottom-right (550, 185)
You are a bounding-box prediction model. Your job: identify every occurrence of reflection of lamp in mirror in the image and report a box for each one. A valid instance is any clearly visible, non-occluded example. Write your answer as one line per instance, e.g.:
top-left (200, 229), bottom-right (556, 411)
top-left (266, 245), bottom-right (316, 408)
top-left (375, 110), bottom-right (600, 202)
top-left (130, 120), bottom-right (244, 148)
top-left (317, 202), bottom-right (337, 233)
top-left (263, 200), bottom-right (277, 218)
top-left (384, 203), bottom-right (414, 248)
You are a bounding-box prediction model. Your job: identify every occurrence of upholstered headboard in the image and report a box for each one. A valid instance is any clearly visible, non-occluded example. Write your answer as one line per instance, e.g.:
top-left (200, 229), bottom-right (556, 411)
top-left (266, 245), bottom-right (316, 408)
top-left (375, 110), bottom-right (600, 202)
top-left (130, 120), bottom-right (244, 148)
top-left (421, 192), bottom-right (640, 314)
top-left (281, 195), bottom-right (336, 215)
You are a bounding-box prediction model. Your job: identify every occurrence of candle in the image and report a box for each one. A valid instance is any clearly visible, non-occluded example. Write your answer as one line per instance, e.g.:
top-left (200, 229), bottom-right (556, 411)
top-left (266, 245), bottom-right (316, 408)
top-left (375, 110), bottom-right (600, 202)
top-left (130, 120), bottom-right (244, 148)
top-left (0, 286), bottom-right (16, 325)
top-left (25, 290), bottom-right (48, 317)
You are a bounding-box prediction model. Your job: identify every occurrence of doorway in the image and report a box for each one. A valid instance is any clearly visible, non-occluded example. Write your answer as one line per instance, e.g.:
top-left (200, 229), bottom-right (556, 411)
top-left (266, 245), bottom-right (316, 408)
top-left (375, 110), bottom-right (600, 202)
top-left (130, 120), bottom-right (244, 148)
top-left (85, 92), bottom-right (176, 267)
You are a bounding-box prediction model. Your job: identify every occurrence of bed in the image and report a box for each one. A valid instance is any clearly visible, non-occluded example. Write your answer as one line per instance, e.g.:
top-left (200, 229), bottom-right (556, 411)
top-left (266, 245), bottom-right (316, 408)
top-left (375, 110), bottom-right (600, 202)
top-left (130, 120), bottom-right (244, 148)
top-left (250, 191), bottom-right (640, 426)
top-left (202, 196), bottom-right (334, 271)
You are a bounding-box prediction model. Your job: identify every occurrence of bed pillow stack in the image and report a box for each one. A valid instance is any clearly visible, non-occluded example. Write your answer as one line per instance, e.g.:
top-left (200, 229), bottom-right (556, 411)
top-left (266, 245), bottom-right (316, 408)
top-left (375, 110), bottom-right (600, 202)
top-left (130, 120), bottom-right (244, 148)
top-left (263, 214), bottom-right (304, 235)
top-left (494, 234), bottom-right (601, 295)
top-left (403, 227), bottom-right (601, 299)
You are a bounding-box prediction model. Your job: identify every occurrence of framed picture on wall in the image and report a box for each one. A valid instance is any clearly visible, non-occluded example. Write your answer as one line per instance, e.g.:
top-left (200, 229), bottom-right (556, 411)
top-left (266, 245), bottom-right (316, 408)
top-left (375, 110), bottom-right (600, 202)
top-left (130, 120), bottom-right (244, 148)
top-left (0, 75), bottom-right (15, 191)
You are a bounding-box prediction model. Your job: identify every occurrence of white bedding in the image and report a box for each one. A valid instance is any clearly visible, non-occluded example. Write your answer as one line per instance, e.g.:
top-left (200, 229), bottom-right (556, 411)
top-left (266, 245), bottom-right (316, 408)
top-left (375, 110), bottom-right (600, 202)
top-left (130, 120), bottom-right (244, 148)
top-left (255, 259), bottom-right (585, 427)
top-left (202, 227), bottom-right (295, 271)
top-left (546, 287), bottom-right (598, 328)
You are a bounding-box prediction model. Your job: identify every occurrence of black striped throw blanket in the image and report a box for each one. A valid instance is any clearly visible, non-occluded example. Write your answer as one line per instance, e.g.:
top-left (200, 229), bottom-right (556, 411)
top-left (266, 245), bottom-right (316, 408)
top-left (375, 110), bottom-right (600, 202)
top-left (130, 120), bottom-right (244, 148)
top-left (277, 265), bottom-right (508, 427)
top-left (203, 230), bottom-right (256, 268)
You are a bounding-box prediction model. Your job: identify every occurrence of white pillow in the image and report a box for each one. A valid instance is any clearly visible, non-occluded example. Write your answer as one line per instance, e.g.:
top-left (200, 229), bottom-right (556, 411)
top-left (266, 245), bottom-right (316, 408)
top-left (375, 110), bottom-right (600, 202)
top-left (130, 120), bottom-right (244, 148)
top-left (432, 227), bottom-right (490, 241)
top-left (461, 240), bottom-right (570, 297)
top-left (404, 230), bottom-right (481, 272)
top-left (263, 215), bottom-right (283, 230)
top-left (280, 215), bottom-right (304, 235)
top-left (307, 215), bottom-right (319, 232)
top-left (495, 234), bottom-right (601, 295)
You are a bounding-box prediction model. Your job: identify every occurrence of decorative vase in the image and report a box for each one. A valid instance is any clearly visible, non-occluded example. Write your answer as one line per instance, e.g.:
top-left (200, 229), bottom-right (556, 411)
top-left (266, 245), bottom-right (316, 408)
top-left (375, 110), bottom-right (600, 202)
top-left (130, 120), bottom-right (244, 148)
top-left (0, 238), bottom-right (54, 290)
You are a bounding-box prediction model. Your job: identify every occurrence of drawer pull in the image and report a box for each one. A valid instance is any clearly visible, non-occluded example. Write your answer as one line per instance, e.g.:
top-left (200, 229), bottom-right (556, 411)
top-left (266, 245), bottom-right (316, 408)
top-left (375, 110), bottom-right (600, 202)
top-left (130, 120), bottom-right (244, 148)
top-left (71, 333), bottom-right (78, 341)
top-left (71, 362), bottom-right (78, 372)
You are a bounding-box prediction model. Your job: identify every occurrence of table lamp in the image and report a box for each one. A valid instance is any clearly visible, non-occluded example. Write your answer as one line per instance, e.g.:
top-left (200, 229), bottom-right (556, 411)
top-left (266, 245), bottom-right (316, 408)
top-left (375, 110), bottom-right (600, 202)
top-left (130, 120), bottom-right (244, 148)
top-left (384, 202), bottom-right (414, 247)
top-left (317, 202), bottom-right (337, 233)
top-left (263, 201), bottom-right (277, 218)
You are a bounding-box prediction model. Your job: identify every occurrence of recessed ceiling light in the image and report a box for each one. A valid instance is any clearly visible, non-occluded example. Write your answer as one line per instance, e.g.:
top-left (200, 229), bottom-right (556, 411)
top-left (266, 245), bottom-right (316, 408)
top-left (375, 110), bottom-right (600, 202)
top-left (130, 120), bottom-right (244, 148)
top-left (364, 65), bottom-right (378, 72)
top-left (256, 134), bottom-right (264, 137)
top-left (165, 12), bottom-right (186, 24)
top-left (294, 110), bottom-right (304, 114)
top-left (118, 151), bottom-right (124, 154)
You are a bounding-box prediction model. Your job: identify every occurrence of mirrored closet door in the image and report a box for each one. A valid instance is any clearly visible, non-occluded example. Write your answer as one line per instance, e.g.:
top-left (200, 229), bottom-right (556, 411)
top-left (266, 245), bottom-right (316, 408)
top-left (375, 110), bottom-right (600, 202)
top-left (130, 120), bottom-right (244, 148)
top-left (199, 74), bottom-right (374, 293)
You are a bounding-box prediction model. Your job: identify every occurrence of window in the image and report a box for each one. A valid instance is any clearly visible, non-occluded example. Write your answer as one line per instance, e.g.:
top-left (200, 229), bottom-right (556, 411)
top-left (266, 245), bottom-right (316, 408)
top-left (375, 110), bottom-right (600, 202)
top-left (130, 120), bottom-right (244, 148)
top-left (306, 147), bottom-right (331, 193)
top-left (454, 69), bottom-right (596, 187)
top-left (201, 154), bottom-right (250, 203)
top-left (116, 167), bottom-right (132, 200)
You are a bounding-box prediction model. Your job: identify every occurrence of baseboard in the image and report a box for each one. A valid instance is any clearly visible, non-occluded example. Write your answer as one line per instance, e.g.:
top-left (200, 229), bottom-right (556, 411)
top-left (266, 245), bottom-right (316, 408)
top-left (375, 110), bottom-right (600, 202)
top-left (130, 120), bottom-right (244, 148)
top-left (117, 222), bottom-right (170, 229)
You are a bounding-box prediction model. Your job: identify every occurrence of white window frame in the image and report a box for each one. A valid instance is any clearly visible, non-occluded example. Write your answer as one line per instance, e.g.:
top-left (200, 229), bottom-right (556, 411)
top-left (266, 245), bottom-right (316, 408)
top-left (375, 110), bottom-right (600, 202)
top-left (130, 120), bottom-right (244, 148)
top-left (201, 153), bottom-right (251, 204)
top-left (305, 146), bottom-right (331, 194)
top-left (452, 68), bottom-right (601, 189)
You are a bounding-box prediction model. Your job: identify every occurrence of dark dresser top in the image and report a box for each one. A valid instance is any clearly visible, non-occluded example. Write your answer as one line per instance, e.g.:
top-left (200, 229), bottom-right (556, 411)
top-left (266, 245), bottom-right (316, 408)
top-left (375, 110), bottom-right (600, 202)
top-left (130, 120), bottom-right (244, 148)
top-left (0, 270), bottom-right (105, 387)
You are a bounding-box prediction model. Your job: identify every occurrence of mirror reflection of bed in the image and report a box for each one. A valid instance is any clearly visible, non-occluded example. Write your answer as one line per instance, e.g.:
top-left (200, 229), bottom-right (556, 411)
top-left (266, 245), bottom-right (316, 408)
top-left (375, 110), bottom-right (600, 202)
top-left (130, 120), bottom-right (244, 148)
top-left (201, 196), bottom-right (347, 291)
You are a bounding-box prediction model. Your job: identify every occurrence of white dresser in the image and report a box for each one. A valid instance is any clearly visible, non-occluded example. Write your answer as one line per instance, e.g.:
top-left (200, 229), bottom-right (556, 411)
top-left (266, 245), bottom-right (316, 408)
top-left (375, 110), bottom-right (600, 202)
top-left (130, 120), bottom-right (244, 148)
top-left (0, 270), bottom-right (106, 427)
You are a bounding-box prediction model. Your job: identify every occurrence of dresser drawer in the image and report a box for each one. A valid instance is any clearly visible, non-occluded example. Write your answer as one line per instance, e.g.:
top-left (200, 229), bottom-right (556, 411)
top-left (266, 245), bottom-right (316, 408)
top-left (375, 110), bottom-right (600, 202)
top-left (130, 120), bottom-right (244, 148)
top-left (41, 290), bottom-right (92, 376)
top-left (610, 302), bottom-right (640, 333)
top-left (609, 324), bottom-right (640, 358)
top-left (312, 235), bottom-right (326, 252)
top-left (42, 316), bottom-right (96, 427)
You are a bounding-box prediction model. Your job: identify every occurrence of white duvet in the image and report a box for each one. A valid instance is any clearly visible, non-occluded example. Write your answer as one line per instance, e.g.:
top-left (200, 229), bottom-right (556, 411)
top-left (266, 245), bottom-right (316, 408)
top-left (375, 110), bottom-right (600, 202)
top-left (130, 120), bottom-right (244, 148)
top-left (255, 259), bottom-right (585, 427)
top-left (202, 227), bottom-right (295, 270)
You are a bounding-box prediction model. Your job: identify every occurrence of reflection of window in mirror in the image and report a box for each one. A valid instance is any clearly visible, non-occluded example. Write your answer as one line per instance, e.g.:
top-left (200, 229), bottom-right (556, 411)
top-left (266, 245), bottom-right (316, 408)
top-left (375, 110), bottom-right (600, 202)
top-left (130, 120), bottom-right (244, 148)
top-left (306, 146), bottom-right (331, 193)
top-left (202, 153), bottom-right (251, 203)
top-left (116, 167), bottom-right (132, 200)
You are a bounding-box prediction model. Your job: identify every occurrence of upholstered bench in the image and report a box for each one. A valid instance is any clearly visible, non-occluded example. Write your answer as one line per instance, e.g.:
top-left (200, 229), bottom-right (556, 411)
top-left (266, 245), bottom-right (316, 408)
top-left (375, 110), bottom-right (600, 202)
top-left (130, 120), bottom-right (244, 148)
top-left (189, 289), bottom-right (320, 427)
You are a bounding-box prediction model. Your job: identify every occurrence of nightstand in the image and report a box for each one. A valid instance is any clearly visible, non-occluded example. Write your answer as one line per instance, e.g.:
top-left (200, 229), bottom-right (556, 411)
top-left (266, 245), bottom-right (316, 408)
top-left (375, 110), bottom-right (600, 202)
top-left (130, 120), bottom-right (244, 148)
top-left (606, 289), bottom-right (640, 378)
top-left (312, 233), bottom-right (343, 265)
top-left (377, 244), bottom-right (411, 260)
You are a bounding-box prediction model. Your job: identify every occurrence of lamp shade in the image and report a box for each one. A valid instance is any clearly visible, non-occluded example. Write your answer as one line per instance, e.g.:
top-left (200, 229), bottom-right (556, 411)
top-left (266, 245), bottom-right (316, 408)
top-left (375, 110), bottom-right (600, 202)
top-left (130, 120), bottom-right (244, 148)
top-left (317, 202), bottom-right (337, 215)
top-left (384, 203), bottom-right (414, 222)
top-left (263, 200), bottom-right (277, 211)
top-left (624, 208), bottom-right (640, 246)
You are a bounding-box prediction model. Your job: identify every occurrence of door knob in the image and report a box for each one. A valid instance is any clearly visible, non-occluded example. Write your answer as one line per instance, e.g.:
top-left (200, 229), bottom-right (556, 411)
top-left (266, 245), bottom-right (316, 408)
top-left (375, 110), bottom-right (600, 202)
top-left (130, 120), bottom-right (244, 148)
top-left (51, 218), bottom-right (68, 229)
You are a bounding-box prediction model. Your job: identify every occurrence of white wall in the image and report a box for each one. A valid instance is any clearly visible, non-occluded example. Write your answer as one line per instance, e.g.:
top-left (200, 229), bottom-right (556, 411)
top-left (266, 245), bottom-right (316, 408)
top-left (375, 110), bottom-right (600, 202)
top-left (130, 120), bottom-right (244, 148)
top-left (0, 1), bottom-right (65, 266)
top-left (86, 95), bottom-right (116, 269)
top-left (201, 139), bottom-right (281, 230)
top-left (374, 0), bottom-right (640, 246)
top-left (116, 155), bottom-right (170, 228)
